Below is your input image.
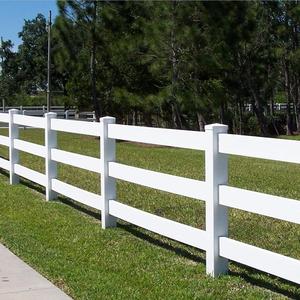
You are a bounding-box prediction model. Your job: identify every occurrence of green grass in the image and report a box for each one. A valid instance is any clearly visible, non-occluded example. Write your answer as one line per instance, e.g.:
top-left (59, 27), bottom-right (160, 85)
top-left (0, 128), bottom-right (300, 299)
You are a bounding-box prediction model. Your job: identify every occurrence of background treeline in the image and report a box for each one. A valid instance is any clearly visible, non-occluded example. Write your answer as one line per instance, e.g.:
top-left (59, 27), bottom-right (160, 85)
top-left (1, 1), bottom-right (300, 136)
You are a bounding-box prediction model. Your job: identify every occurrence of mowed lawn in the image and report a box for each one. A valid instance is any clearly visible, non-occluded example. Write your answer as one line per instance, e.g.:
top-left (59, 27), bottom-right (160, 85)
top-left (0, 128), bottom-right (299, 299)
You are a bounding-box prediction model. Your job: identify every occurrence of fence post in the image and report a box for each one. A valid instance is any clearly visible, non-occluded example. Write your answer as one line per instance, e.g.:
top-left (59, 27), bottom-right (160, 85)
top-left (9, 109), bottom-right (19, 184)
top-left (205, 123), bottom-right (228, 277)
top-left (100, 116), bottom-right (116, 229)
top-left (45, 112), bottom-right (57, 201)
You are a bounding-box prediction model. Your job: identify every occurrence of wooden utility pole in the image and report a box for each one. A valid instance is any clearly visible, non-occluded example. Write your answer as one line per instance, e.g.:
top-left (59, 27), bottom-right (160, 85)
top-left (0, 36), bottom-right (3, 70)
top-left (47, 10), bottom-right (52, 113)
top-left (0, 36), bottom-right (5, 112)
top-left (91, 0), bottom-right (100, 121)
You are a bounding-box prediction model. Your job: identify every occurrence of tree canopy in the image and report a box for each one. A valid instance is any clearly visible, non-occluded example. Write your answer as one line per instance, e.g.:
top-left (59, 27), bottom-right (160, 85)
top-left (1, 1), bottom-right (300, 135)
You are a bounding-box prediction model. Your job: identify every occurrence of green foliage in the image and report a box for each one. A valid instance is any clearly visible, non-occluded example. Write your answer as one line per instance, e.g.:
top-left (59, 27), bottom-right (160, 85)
top-left (1, 1), bottom-right (300, 134)
top-left (0, 39), bottom-right (19, 104)
top-left (17, 14), bottom-right (48, 93)
top-left (9, 92), bottom-right (68, 107)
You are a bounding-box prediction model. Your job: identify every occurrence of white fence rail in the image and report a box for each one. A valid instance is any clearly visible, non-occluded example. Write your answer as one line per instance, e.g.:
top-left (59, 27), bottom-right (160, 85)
top-left (0, 110), bottom-right (299, 285)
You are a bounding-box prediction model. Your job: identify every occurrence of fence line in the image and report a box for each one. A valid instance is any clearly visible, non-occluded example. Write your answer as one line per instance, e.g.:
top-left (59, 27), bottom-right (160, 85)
top-left (0, 110), bottom-right (299, 285)
top-left (245, 102), bottom-right (298, 112)
top-left (0, 105), bottom-right (97, 121)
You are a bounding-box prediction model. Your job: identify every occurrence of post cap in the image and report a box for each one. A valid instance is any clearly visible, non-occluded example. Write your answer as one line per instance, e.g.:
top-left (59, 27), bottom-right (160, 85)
top-left (100, 116), bottom-right (116, 123)
top-left (44, 112), bottom-right (57, 118)
top-left (205, 123), bottom-right (228, 132)
top-left (8, 109), bottom-right (19, 114)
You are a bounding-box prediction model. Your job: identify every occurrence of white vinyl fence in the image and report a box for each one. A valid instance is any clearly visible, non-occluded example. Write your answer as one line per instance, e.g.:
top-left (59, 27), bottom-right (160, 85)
top-left (0, 109), bottom-right (299, 285)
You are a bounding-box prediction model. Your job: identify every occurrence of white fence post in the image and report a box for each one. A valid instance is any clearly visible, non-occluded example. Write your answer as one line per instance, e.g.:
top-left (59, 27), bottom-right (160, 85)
top-left (205, 123), bottom-right (228, 277)
top-left (9, 109), bottom-right (19, 184)
top-left (100, 116), bottom-right (116, 228)
top-left (45, 112), bottom-right (57, 201)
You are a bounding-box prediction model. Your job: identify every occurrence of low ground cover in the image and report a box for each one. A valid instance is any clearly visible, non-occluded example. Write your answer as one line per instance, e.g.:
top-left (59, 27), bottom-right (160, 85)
top-left (0, 128), bottom-right (299, 299)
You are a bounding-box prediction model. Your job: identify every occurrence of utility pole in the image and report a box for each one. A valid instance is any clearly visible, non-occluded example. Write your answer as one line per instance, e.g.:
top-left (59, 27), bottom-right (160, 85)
top-left (47, 10), bottom-right (52, 113)
top-left (0, 36), bottom-right (3, 70)
top-left (91, 1), bottom-right (100, 121)
top-left (0, 36), bottom-right (5, 112)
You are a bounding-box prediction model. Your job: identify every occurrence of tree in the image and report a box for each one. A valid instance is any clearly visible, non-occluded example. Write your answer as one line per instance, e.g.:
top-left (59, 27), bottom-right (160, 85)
top-left (17, 14), bottom-right (48, 93)
top-left (56, 0), bottom-right (109, 120)
top-left (0, 39), bottom-right (19, 104)
top-left (49, 1), bottom-right (300, 135)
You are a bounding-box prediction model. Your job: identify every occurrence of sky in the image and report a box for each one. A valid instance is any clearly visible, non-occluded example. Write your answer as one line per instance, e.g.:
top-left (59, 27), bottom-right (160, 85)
top-left (0, 0), bottom-right (58, 51)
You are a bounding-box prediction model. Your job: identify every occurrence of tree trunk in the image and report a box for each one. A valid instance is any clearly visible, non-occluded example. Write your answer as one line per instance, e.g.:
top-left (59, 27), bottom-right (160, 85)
top-left (297, 78), bottom-right (300, 132)
top-left (270, 93), bottom-right (274, 117)
top-left (285, 61), bottom-right (293, 135)
top-left (170, 0), bottom-right (182, 129)
top-left (294, 74), bottom-right (300, 132)
top-left (250, 98), bottom-right (269, 136)
top-left (171, 101), bottom-right (182, 129)
top-left (292, 22), bottom-right (300, 132)
top-left (196, 112), bottom-right (206, 131)
top-left (238, 101), bottom-right (243, 135)
top-left (244, 63), bottom-right (269, 136)
top-left (219, 102), bottom-right (226, 124)
top-left (143, 112), bottom-right (152, 127)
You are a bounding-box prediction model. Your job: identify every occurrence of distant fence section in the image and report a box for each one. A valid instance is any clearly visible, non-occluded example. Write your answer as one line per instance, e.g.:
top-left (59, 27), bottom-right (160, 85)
top-left (245, 102), bottom-right (297, 112)
top-left (0, 109), bottom-right (299, 285)
top-left (0, 106), bottom-right (96, 121)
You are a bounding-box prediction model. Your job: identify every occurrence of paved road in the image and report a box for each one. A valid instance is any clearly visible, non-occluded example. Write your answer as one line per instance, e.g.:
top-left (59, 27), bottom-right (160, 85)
top-left (0, 244), bottom-right (72, 300)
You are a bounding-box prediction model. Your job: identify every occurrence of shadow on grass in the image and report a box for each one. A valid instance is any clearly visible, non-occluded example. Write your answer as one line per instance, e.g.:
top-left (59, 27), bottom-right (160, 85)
top-left (58, 196), bottom-right (100, 220)
top-left (21, 179), bottom-right (45, 195)
top-left (0, 168), bottom-right (46, 195)
top-left (45, 195), bottom-right (300, 299)
top-left (229, 264), bottom-right (300, 299)
top-left (118, 223), bottom-right (206, 265)
top-left (55, 195), bottom-right (206, 265)
top-left (1, 168), bottom-right (299, 298)
top-left (0, 169), bottom-right (9, 178)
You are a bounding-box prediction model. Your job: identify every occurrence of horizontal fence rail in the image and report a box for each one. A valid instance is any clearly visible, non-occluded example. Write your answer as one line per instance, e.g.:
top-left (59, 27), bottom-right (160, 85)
top-left (219, 185), bottom-right (300, 224)
top-left (108, 124), bottom-right (207, 150)
top-left (109, 162), bottom-right (207, 200)
top-left (0, 112), bottom-right (9, 123)
top-left (51, 149), bottom-right (101, 173)
top-left (14, 139), bottom-right (45, 158)
top-left (219, 133), bottom-right (300, 164)
top-left (0, 157), bottom-right (9, 171)
top-left (51, 119), bottom-right (100, 136)
top-left (0, 110), bottom-right (299, 287)
top-left (14, 164), bottom-right (46, 186)
top-left (109, 200), bottom-right (208, 250)
top-left (219, 238), bottom-right (300, 285)
top-left (13, 114), bottom-right (45, 129)
top-left (51, 179), bottom-right (102, 210)
top-left (0, 135), bottom-right (9, 147)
